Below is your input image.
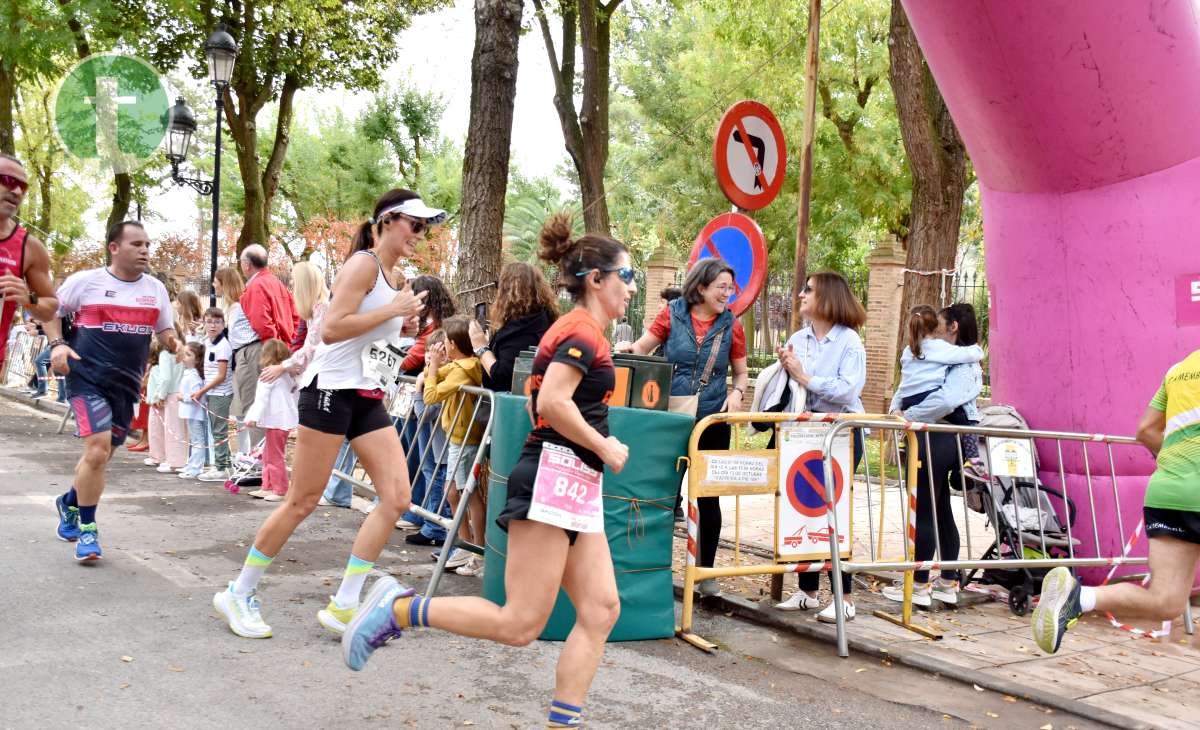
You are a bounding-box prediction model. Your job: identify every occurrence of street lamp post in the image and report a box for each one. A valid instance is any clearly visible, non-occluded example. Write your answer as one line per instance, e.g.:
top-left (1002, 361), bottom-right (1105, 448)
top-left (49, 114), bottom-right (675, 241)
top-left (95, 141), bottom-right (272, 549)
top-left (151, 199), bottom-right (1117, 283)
top-left (165, 25), bottom-right (238, 307)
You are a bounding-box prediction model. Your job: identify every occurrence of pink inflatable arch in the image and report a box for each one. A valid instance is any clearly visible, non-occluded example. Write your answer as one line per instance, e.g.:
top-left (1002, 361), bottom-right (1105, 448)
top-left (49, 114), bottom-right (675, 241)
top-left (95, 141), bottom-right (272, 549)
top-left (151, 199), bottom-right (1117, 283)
top-left (901, 0), bottom-right (1200, 584)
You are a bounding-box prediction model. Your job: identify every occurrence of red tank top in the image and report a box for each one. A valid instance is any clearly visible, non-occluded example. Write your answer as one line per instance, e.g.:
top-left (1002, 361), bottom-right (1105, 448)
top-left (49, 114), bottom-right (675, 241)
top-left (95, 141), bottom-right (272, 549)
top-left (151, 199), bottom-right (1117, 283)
top-left (0, 223), bottom-right (30, 365)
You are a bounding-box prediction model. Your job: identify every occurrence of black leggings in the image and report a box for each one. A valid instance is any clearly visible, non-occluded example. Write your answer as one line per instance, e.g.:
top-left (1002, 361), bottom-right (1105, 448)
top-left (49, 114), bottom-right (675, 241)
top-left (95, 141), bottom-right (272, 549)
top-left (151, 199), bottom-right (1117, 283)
top-left (796, 428), bottom-right (864, 596)
top-left (908, 430), bottom-right (963, 584)
top-left (693, 422), bottom-right (730, 569)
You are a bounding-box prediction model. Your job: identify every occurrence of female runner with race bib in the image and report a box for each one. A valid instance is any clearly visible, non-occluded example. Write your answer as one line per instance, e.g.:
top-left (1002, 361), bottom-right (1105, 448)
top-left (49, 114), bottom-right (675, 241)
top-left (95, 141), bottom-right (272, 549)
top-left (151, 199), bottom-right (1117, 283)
top-left (343, 213), bottom-right (636, 729)
top-left (213, 188), bottom-right (441, 639)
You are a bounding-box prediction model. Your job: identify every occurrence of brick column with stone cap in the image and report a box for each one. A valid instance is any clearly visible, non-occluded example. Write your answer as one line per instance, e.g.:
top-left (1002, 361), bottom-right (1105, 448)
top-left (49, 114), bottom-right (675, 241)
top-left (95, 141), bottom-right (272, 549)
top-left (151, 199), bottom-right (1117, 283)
top-left (861, 236), bottom-right (907, 414)
top-left (642, 244), bottom-right (682, 336)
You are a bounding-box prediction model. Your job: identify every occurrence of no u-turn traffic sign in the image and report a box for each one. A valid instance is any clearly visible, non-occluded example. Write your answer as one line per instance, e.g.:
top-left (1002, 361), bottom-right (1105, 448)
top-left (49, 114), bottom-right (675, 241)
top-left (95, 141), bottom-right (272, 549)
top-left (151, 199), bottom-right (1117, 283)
top-left (712, 100), bottom-right (787, 211)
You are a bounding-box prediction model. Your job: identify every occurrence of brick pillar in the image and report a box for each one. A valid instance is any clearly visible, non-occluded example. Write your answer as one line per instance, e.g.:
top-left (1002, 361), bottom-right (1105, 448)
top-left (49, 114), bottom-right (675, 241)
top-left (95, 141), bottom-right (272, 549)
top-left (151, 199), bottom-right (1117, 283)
top-left (861, 236), bottom-right (907, 414)
top-left (642, 244), bottom-right (681, 335)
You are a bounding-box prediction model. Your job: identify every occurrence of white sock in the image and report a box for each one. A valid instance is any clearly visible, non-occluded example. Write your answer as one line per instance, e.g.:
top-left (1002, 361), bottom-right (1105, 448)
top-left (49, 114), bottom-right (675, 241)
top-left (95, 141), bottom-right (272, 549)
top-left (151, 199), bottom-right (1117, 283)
top-left (333, 555), bottom-right (374, 608)
top-left (232, 547), bottom-right (274, 596)
top-left (1079, 586), bottom-right (1097, 612)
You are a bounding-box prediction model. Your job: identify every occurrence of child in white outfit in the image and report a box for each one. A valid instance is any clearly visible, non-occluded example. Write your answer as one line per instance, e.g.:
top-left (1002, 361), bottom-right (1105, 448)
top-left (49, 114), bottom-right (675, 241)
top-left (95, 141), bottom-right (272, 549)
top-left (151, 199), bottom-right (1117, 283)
top-left (178, 342), bottom-right (209, 478)
top-left (243, 339), bottom-right (299, 500)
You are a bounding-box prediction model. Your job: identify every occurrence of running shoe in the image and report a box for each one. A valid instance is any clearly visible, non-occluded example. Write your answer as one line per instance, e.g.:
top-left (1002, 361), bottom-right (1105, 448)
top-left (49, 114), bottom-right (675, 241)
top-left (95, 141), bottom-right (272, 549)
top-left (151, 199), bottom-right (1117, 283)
top-left (455, 557), bottom-right (483, 576)
top-left (178, 470), bottom-right (200, 479)
top-left (775, 591), bottom-right (821, 611)
top-left (817, 600), bottom-right (855, 623)
top-left (317, 598), bottom-right (356, 636)
top-left (1031, 566), bottom-right (1082, 654)
top-left (143, 457), bottom-right (158, 466)
top-left (882, 581), bottom-right (932, 607)
top-left (155, 463), bottom-right (173, 473)
top-left (342, 576), bottom-right (413, 671)
top-left (697, 579), bottom-right (721, 597)
top-left (198, 468), bottom-right (230, 482)
top-left (931, 578), bottom-right (959, 605)
top-left (442, 548), bottom-right (471, 570)
top-left (74, 523), bottom-right (101, 562)
top-left (55, 494), bottom-right (81, 542)
top-left (213, 582), bottom-right (273, 639)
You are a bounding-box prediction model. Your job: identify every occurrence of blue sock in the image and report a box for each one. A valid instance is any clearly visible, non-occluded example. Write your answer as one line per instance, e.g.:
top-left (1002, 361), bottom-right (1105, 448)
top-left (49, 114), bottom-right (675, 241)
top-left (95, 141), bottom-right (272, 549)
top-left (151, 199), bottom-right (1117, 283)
top-left (547, 699), bottom-right (583, 727)
top-left (64, 488), bottom-right (78, 508)
top-left (79, 504), bottom-right (97, 524)
top-left (407, 595), bottom-right (431, 628)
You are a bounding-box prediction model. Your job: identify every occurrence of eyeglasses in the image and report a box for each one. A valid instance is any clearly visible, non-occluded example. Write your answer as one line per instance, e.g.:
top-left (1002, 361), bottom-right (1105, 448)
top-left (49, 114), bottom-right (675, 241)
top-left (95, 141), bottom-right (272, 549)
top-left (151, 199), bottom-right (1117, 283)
top-left (800, 285), bottom-right (813, 295)
top-left (0, 173), bottom-right (27, 194)
top-left (383, 213), bottom-right (427, 235)
top-left (578, 266), bottom-right (636, 285)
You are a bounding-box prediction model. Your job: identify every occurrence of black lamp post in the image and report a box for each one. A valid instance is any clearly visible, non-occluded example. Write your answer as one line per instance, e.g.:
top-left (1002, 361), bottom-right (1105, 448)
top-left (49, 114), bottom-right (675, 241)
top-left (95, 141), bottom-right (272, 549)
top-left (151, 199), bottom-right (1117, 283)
top-left (166, 25), bottom-right (238, 306)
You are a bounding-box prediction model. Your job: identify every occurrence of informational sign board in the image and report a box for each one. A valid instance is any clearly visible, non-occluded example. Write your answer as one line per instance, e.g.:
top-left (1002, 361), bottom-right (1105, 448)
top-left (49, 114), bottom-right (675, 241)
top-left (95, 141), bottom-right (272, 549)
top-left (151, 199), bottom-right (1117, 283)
top-left (987, 437), bottom-right (1036, 479)
top-left (687, 212), bottom-right (768, 317)
top-left (712, 100), bottom-right (787, 210)
top-left (1177, 273), bottom-right (1200, 327)
top-left (775, 423), bottom-right (853, 562)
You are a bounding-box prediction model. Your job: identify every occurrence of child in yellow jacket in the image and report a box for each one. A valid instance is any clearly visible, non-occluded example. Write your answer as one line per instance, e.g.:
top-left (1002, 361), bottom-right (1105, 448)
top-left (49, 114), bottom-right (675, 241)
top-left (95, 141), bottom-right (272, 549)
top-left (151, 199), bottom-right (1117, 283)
top-left (423, 315), bottom-right (486, 576)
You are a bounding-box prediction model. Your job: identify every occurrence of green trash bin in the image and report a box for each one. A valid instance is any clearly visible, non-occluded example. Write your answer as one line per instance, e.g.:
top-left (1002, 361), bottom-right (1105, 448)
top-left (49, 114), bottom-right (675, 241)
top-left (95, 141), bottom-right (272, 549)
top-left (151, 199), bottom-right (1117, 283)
top-left (483, 392), bottom-right (692, 641)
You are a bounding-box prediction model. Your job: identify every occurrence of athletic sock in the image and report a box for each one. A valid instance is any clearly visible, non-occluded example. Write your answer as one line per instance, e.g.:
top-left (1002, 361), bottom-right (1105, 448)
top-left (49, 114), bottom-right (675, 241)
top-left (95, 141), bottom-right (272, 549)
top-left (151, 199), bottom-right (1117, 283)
top-left (547, 699), bottom-right (583, 727)
top-left (78, 504), bottom-right (97, 524)
top-left (64, 487), bottom-right (78, 508)
top-left (392, 594), bottom-right (431, 629)
top-left (1079, 586), bottom-right (1097, 612)
top-left (232, 547), bottom-right (274, 596)
top-left (332, 555), bottom-right (374, 608)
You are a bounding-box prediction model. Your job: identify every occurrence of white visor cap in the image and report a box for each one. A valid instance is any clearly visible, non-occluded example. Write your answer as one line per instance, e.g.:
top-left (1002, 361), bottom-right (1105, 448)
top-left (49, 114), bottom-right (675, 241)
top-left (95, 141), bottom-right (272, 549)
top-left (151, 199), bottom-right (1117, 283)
top-left (373, 198), bottom-right (448, 225)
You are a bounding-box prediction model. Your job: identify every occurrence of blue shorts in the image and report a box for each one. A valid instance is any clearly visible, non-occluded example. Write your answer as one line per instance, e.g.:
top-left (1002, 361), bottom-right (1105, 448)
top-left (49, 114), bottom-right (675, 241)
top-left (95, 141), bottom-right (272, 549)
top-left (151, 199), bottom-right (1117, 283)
top-left (69, 390), bottom-right (136, 447)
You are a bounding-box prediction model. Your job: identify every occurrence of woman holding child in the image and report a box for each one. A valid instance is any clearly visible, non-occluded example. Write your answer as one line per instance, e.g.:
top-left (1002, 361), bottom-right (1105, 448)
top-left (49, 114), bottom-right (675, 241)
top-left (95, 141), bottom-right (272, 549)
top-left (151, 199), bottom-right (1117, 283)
top-left (212, 188), bottom-right (441, 639)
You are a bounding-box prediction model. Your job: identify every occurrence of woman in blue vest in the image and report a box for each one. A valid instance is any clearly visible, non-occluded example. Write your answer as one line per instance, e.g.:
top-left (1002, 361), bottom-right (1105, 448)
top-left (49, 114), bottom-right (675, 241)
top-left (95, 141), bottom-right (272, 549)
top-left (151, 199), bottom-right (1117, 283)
top-left (618, 257), bottom-right (749, 597)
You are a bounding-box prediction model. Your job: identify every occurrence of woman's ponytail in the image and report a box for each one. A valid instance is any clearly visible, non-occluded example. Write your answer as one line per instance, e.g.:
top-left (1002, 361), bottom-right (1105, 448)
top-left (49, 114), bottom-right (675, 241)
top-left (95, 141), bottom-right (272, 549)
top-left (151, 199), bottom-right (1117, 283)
top-left (348, 221), bottom-right (374, 259)
top-left (907, 305), bottom-right (938, 359)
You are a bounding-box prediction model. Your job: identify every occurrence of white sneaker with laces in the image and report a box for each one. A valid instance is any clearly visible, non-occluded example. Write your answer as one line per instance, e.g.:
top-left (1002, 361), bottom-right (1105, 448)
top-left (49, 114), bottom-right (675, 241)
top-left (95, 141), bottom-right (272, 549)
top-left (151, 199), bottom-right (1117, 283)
top-left (456, 556), bottom-right (483, 576)
top-left (931, 579), bottom-right (959, 605)
top-left (816, 600), bottom-right (855, 623)
top-left (156, 463), bottom-right (173, 473)
top-left (213, 582), bottom-right (272, 639)
top-left (882, 581), bottom-right (932, 607)
top-left (442, 548), bottom-right (472, 569)
top-left (775, 591), bottom-right (821, 611)
top-left (198, 468), bottom-right (230, 482)
top-left (143, 457), bottom-right (158, 466)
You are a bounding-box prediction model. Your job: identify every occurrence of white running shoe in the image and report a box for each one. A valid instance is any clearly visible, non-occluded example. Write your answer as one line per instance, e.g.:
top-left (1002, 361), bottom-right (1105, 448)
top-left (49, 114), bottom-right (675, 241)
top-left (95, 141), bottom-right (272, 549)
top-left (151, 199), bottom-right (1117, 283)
top-left (143, 457), bottom-right (158, 466)
top-left (882, 581), bottom-right (933, 607)
top-left (213, 582), bottom-right (272, 639)
top-left (775, 591), bottom-right (821, 611)
top-left (247, 489), bottom-right (270, 499)
top-left (456, 556), bottom-right (483, 576)
top-left (156, 463), bottom-right (173, 473)
top-left (178, 470), bottom-right (199, 479)
top-left (817, 600), bottom-right (855, 623)
top-left (198, 468), bottom-right (230, 482)
top-left (931, 579), bottom-right (959, 605)
top-left (442, 548), bottom-right (471, 569)
top-left (263, 493), bottom-right (284, 502)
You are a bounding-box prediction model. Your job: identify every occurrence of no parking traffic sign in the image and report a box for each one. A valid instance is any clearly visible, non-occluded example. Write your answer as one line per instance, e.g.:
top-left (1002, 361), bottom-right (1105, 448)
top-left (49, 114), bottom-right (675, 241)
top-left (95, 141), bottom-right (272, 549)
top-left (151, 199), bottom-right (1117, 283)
top-left (688, 213), bottom-right (767, 317)
top-left (776, 423), bottom-right (852, 562)
top-left (713, 100), bottom-right (787, 211)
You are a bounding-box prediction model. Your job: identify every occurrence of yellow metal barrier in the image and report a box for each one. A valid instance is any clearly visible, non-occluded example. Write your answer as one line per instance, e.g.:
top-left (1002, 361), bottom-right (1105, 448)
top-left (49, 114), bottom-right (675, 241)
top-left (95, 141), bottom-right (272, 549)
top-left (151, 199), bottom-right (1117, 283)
top-left (676, 411), bottom-right (920, 652)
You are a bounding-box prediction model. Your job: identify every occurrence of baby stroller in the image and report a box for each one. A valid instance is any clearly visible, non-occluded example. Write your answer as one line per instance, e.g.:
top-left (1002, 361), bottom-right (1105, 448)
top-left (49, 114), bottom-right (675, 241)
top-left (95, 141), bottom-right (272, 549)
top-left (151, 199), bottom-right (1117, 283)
top-left (225, 439), bottom-right (265, 495)
top-left (960, 405), bottom-right (1080, 616)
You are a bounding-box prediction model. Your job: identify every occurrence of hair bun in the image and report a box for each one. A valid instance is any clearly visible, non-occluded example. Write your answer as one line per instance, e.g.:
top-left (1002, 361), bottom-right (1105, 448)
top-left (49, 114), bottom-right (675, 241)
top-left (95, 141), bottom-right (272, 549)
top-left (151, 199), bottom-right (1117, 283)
top-left (538, 212), bottom-right (576, 265)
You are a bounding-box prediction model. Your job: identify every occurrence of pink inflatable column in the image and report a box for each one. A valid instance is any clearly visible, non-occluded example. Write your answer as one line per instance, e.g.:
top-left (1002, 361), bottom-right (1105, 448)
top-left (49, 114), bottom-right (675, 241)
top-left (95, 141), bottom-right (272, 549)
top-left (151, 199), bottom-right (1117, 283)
top-left (901, 0), bottom-right (1200, 583)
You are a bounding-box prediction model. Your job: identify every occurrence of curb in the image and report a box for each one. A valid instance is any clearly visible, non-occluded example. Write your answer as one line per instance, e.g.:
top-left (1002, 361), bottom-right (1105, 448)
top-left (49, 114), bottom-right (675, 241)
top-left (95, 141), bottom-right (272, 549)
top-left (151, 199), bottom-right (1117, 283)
top-left (674, 581), bottom-right (1141, 730)
top-left (0, 386), bottom-right (70, 416)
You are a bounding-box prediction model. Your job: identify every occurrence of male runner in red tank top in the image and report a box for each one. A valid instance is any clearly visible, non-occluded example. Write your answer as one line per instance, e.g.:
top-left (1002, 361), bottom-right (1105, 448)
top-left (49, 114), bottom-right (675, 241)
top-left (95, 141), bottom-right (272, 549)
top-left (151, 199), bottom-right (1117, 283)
top-left (0, 154), bottom-right (58, 371)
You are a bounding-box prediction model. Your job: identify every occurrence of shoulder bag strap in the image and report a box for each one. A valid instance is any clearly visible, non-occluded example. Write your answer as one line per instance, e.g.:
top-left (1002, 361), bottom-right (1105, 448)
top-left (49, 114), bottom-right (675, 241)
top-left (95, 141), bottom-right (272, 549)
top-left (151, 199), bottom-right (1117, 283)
top-left (695, 327), bottom-right (725, 394)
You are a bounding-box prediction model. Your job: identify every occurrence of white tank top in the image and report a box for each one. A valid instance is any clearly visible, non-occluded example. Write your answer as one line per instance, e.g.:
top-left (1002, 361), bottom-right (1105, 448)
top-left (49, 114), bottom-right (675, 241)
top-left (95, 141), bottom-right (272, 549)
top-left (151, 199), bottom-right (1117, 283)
top-left (302, 251), bottom-right (404, 391)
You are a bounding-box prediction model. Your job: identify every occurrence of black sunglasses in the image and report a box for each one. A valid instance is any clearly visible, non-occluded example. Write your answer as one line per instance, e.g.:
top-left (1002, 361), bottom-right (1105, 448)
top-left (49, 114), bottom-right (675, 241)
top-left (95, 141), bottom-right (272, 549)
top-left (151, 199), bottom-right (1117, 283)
top-left (383, 213), bottom-right (427, 235)
top-left (578, 266), bottom-right (636, 285)
top-left (0, 173), bottom-right (27, 194)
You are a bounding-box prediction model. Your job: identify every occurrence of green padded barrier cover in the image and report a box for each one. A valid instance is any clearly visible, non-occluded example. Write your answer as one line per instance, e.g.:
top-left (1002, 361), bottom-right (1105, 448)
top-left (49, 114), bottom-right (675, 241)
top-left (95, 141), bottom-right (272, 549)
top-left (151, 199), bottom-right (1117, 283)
top-left (482, 392), bottom-right (693, 641)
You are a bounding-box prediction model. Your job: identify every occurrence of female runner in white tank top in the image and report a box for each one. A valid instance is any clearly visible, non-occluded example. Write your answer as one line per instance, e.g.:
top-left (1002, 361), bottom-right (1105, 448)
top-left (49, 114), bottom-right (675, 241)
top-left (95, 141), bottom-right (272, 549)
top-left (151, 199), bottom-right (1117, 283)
top-left (213, 189), bottom-right (444, 639)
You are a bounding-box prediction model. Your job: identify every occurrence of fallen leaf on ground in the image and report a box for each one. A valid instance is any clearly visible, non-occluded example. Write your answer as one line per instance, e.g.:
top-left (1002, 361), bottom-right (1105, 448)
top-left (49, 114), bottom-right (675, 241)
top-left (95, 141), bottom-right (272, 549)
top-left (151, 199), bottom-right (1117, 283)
top-left (985, 711), bottom-right (999, 718)
top-left (167, 666), bottom-right (184, 673)
top-left (118, 683), bottom-right (130, 689)
top-left (855, 668), bottom-right (868, 673)
top-left (1003, 695), bottom-right (1017, 702)
top-left (1039, 724), bottom-right (1053, 730)
top-left (973, 684), bottom-right (984, 692)
top-left (120, 656), bottom-right (133, 663)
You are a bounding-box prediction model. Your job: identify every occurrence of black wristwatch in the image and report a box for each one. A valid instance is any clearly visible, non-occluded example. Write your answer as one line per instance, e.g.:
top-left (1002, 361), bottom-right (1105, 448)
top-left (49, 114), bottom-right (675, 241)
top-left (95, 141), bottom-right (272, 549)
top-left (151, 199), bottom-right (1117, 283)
top-left (474, 345), bottom-right (491, 358)
top-left (27, 290), bottom-right (37, 306)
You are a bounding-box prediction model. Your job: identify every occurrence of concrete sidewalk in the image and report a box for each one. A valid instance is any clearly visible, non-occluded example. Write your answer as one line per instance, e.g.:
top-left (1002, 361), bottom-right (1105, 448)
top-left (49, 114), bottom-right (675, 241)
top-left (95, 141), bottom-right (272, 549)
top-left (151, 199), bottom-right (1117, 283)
top-left (678, 479), bottom-right (1200, 729)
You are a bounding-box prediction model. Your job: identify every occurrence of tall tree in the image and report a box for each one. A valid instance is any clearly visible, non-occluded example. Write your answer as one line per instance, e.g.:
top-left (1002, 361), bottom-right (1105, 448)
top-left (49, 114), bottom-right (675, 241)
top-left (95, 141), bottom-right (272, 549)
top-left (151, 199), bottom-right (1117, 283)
top-left (130, 0), bottom-right (445, 254)
top-left (887, 0), bottom-right (966, 345)
top-left (359, 83), bottom-right (448, 186)
top-left (455, 0), bottom-right (523, 308)
top-left (532, 0), bottom-right (622, 235)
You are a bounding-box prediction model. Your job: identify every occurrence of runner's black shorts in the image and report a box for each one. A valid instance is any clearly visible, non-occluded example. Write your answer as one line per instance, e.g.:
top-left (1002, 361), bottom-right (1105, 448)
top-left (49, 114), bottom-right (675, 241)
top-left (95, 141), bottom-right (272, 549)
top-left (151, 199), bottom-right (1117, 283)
top-left (1144, 506), bottom-right (1200, 545)
top-left (298, 382), bottom-right (392, 441)
top-left (496, 449), bottom-right (580, 546)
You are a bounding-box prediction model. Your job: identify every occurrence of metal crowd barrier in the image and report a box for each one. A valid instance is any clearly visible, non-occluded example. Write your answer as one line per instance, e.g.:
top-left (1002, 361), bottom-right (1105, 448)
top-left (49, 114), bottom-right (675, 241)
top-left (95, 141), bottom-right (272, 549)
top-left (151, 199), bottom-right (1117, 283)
top-left (330, 374), bottom-right (495, 597)
top-left (2, 331), bottom-right (44, 387)
top-left (819, 418), bottom-right (1196, 657)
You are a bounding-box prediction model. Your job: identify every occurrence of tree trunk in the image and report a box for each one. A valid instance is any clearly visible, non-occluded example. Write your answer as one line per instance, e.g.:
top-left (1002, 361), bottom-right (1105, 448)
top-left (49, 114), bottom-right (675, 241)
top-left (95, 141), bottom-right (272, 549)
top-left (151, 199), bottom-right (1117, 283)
top-left (888, 0), bottom-right (966, 351)
top-left (0, 62), bottom-right (14, 156)
top-left (533, 0), bottom-right (620, 236)
top-left (456, 0), bottom-right (523, 309)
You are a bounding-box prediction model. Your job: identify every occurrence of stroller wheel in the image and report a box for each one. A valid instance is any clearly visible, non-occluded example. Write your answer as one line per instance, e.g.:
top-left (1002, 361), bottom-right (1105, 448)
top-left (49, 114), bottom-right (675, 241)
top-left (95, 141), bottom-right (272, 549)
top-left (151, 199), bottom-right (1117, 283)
top-left (1009, 584), bottom-right (1030, 616)
top-left (225, 480), bottom-right (239, 494)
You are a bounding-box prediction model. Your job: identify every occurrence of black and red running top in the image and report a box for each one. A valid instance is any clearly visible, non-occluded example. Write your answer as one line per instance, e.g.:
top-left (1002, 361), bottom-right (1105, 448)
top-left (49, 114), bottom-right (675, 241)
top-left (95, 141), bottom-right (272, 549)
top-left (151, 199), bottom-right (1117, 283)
top-left (526, 308), bottom-right (616, 472)
top-left (56, 267), bottom-right (173, 400)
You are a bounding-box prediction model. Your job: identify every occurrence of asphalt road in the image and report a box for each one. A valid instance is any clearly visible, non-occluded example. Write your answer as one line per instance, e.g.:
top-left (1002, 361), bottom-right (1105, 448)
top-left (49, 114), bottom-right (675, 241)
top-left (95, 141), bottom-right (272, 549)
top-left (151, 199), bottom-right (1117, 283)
top-left (0, 396), bottom-right (1102, 729)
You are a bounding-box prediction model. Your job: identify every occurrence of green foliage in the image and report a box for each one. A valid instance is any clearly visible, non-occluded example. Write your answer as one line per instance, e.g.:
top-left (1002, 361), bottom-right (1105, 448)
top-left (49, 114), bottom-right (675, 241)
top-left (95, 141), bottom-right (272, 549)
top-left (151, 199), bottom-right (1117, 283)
top-left (503, 171), bottom-right (582, 265)
top-left (359, 81), bottom-right (449, 186)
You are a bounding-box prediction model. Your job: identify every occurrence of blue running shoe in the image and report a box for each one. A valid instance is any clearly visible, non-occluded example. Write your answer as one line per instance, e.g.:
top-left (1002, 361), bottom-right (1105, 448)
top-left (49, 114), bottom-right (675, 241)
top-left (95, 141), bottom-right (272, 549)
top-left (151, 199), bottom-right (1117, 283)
top-left (55, 494), bottom-right (81, 542)
top-left (342, 576), bottom-right (413, 671)
top-left (75, 523), bottom-right (102, 562)
top-left (1032, 566), bottom-right (1082, 654)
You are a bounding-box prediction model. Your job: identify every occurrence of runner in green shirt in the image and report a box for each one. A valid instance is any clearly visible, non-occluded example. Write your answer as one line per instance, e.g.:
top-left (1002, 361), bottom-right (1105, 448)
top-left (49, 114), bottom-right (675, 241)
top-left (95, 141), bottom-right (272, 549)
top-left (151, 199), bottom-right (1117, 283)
top-left (1032, 350), bottom-right (1200, 654)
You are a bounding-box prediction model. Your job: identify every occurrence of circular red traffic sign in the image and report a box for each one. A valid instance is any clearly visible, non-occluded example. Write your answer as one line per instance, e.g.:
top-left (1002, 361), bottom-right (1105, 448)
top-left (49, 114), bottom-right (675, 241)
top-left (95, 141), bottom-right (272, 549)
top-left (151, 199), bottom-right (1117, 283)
top-left (785, 449), bottom-right (844, 518)
top-left (688, 213), bottom-right (768, 317)
top-left (713, 100), bottom-right (787, 211)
